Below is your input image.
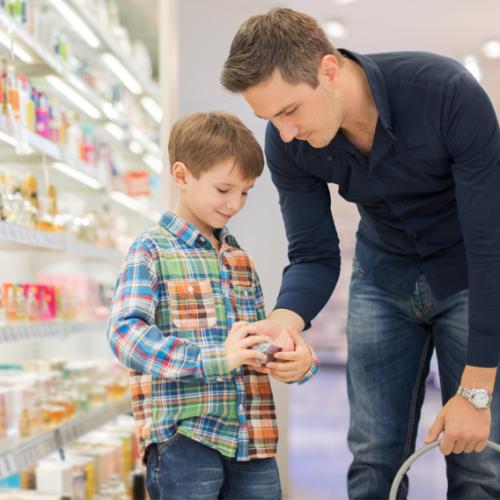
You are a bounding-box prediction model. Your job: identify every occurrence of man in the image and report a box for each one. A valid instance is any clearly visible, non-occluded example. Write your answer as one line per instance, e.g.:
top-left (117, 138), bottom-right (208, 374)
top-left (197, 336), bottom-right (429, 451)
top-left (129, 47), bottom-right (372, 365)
top-left (221, 7), bottom-right (500, 499)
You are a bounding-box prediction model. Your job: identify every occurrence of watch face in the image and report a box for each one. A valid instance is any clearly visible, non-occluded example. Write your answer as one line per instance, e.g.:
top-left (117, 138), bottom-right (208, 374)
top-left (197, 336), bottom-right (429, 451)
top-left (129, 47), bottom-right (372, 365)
top-left (471, 390), bottom-right (490, 408)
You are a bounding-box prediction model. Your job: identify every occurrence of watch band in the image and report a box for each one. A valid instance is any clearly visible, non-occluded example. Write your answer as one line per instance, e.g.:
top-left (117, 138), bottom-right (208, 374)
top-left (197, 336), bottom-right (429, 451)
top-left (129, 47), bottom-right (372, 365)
top-left (457, 385), bottom-right (493, 408)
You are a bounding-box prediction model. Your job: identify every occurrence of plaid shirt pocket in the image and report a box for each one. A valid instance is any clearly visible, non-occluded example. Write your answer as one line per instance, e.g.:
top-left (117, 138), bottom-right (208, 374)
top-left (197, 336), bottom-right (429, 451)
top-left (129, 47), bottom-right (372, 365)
top-left (233, 285), bottom-right (259, 323)
top-left (167, 279), bottom-right (217, 329)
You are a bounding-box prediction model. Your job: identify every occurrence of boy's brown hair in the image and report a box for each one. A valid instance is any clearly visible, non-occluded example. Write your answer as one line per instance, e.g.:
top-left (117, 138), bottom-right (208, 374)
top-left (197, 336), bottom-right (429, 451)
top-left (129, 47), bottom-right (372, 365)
top-left (221, 8), bottom-right (342, 93)
top-left (168, 112), bottom-right (264, 179)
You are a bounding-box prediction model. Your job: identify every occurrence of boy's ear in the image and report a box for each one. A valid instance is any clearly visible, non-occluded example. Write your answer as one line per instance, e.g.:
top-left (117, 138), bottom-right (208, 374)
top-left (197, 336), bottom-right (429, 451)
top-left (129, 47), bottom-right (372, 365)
top-left (171, 162), bottom-right (191, 189)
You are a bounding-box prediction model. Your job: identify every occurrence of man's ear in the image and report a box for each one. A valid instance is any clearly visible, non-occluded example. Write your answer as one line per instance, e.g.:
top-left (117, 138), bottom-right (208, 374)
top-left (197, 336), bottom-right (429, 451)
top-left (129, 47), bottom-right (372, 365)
top-left (319, 54), bottom-right (340, 87)
top-left (171, 162), bottom-right (191, 190)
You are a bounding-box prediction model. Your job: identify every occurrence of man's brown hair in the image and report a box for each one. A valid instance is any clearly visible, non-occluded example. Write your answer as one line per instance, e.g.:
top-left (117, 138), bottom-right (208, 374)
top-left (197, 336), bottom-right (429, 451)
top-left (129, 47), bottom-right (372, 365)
top-left (221, 8), bottom-right (341, 93)
top-left (168, 112), bottom-right (264, 179)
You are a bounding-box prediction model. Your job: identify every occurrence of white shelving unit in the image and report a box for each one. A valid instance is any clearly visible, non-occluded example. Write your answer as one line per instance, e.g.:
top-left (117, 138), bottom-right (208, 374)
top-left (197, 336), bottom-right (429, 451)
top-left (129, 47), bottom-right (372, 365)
top-left (0, 319), bottom-right (107, 344)
top-left (66, 0), bottom-right (160, 104)
top-left (0, 3), bottom-right (159, 484)
top-left (0, 116), bottom-right (159, 223)
top-left (0, 221), bottom-right (123, 260)
top-left (0, 396), bottom-right (131, 480)
top-left (0, 7), bottom-right (162, 173)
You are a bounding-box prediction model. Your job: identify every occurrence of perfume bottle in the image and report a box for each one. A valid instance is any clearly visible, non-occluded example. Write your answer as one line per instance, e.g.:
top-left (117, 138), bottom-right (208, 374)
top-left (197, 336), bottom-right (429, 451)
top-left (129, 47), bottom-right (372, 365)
top-left (4, 284), bottom-right (17, 322)
top-left (25, 285), bottom-right (38, 321)
top-left (15, 285), bottom-right (26, 321)
top-left (0, 285), bottom-right (6, 326)
top-left (21, 173), bottom-right (38, 227)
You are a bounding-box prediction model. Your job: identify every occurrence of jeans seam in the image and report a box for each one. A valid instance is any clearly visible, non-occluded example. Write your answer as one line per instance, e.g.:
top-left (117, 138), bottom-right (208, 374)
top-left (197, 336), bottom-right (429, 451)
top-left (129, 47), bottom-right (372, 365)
top-left (411, 277), bottom-right (432, 317)
top-left (403, 330), bottom-right (432, 460)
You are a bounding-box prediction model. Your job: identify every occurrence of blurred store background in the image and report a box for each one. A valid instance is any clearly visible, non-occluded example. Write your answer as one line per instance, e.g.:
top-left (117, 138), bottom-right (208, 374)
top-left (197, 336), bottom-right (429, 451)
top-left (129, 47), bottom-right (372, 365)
top-left (0, 1), bottom-right (498, 498)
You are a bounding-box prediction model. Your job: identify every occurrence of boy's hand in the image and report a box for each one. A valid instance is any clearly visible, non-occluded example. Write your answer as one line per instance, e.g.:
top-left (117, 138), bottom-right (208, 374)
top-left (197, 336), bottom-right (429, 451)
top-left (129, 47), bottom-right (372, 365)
top-left (225, 321), bottom-right (269, 372)
top-left (265, 329), bottom-right (313, 382)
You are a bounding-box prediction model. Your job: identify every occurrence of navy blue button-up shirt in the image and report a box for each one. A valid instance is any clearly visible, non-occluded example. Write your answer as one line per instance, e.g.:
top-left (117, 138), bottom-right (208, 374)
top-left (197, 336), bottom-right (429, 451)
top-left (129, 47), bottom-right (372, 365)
top-left (265, 50), bottom-right (500, 367)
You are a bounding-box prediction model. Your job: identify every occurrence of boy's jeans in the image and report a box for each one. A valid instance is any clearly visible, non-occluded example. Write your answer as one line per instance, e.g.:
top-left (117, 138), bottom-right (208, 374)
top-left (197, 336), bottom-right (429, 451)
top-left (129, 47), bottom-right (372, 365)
top-left (145, 434), bottom-right (281, 500)
top-left (346, 260), bottom-right (500, 499)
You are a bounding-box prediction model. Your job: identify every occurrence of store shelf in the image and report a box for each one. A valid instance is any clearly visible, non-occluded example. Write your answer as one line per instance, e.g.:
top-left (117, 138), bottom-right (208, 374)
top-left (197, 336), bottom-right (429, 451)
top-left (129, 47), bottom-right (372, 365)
top-left (0, 221), bottom-right (123, 260)
top-left (110, 191), bottom-right (160, 223)
top-left (0, 9), bottom-right (162, 173)
top-left (0, 396), bottom-right (130, 479)
top-left (0, 9), bottom-right (107, 121)
top-left (0, 115), bottom-right (103, 189)
top-left (0, 319), bottom-right (107, 344)
top-left (66, 0), bottom-right (160, 104)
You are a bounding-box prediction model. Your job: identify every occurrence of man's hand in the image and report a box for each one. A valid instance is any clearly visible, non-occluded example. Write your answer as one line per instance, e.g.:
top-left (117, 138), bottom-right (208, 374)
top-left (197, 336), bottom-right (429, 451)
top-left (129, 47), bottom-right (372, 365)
top-left (225, 321), bottom-right (269, 372)
top-left (424, 395), bottom-right (491, 455)
top-left (265, 329), bottom-right (313, 382)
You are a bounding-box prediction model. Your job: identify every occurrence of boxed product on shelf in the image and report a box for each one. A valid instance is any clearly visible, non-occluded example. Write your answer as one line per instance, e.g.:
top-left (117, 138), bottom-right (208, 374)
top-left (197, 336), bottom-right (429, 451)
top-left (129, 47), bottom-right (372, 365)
top-left (0, 359), bottom-right (128, 443)
top-left (35, 458), bottom-right (76, 498)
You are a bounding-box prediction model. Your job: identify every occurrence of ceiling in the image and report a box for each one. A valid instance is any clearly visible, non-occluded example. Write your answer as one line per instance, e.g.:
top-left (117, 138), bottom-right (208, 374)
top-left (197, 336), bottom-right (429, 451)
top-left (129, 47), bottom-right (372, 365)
top-left (118, 0), bottom-right (500, 112)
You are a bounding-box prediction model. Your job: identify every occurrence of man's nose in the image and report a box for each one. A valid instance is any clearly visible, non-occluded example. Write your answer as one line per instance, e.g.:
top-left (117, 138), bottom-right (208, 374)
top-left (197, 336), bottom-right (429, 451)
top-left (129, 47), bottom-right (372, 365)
top-left (278, 122), bottom-right (299, 143)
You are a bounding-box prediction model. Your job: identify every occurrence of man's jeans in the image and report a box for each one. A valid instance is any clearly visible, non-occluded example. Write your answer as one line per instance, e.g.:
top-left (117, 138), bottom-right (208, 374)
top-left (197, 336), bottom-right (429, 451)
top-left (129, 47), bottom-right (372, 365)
top-left (346, 260), bottom-right (500, 499)
top-left (145, 433), bottom-right (281, 500)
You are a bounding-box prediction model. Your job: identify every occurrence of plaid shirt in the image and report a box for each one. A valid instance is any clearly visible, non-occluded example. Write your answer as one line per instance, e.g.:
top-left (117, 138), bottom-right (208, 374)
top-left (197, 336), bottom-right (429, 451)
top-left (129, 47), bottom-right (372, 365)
top-left (108, 212), bottom-right (319, 461)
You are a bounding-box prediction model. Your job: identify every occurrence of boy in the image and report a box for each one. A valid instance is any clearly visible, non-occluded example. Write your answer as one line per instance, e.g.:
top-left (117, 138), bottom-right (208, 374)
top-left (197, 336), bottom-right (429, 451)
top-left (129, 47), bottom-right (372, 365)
top-left (107, 112), bottom-right (319, 500)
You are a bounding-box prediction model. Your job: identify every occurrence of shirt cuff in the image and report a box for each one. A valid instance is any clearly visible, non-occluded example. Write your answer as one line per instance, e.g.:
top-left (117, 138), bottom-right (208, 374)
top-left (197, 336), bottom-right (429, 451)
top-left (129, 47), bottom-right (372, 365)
top-left (294, 346), bottom-right (320, 385)
top-left (199, 344), bottom-right (230, 381)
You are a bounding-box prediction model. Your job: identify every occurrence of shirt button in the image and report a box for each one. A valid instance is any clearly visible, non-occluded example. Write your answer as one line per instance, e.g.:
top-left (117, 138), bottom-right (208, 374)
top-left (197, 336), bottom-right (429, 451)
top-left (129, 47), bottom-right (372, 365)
top-left (409, 232), bottom-right (417, 240)
top-left (238, 404), bottom-right (244, 413)
top-left (187, 286), bottom-right (194, 293)
top-left (199, 236), bottom-right (205, 242)
top-left (326, 155), bottom-right (333, 161)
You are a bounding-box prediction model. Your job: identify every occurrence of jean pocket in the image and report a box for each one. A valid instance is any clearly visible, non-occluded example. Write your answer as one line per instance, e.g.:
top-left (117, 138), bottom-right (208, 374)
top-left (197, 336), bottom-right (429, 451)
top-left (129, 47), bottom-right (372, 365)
top-left (167, 279), bottom-right (217, 330)
top-left (350, 258), bottom-right (367, 287)
top-left (233, 285), bottom-right (259, 322)
top-left (157, 432), bottom-right (183, 454)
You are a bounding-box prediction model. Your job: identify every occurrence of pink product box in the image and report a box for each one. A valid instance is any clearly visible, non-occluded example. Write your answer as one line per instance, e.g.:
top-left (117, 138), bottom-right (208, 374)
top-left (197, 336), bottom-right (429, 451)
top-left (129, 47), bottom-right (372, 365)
top-left (37, 273), bottom-right (100, 319)
top-left (36, 285), bottom-right (57, 321)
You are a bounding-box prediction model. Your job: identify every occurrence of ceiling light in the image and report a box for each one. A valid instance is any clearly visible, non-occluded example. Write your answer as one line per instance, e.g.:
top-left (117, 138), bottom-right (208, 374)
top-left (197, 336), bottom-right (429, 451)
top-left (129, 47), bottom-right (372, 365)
top-left (463, 55), bottom-right (482, 82)
top-left (49, 0), bottom-right (100, 49)
top-left (143, 153), bottom-right (163, 174)
top-left (105, 122), bottom-right (125, 141)
top-left (52, 162), bottom-right (103, 189)
top-left (102, 53), bottom-right (142, 95)
top-left (335, 0), bottom-right (357, 4)
top-left (141, 96), bottom-right (163, 123)
top-left (46, 75), bottom-right (101, 119)
top-left (0, 32), bottom-right (33, 63)
top-left (323, 19), bottom-right (347, 39)
top-left (482, 40), bottom-right (500, 59)
top-left (129, 140), bottom-right (144, 155)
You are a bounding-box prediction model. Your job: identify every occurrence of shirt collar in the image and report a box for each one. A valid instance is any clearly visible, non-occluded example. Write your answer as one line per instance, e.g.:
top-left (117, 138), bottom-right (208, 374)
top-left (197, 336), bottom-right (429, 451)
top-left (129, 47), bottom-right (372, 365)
top-left (159, 211), bottom-right (241, 249)
top-left (339, 49), bottom-right (393, 132)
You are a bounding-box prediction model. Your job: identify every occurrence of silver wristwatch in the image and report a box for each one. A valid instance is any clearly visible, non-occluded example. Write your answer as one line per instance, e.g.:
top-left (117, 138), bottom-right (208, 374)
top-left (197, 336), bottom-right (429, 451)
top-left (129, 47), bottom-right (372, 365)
top-left (456, 385), bottom-right (493, 409)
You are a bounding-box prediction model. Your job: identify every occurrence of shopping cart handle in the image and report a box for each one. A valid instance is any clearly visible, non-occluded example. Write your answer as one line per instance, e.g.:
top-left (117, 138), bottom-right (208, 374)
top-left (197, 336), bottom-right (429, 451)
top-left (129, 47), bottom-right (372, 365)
top-left (388, 439), bottom-right (500, 500)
